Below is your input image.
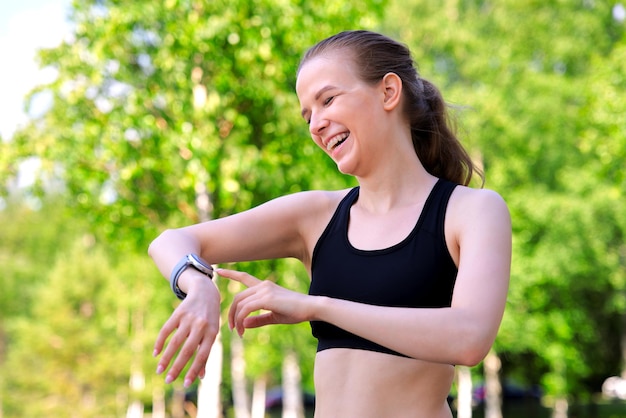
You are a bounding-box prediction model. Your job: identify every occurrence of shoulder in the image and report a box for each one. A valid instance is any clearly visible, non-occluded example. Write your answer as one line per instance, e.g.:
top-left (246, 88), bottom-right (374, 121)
top-left (449, 185), bottom-right (509, 216)
top-left (265, 188), bottom-right (353, 215)
top-left (270, 188), bottom-right (353, 266)
top-left (257, 188), bottom-right (353, 242)
top-left (192, 188), bottom-right (353, 264)
top-left (447, 185), bottom-right (511, 242)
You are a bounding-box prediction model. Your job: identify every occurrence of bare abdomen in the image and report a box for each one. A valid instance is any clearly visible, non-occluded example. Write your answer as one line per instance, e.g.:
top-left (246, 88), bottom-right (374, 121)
top-left (313, 348), bottom-right (455, 418)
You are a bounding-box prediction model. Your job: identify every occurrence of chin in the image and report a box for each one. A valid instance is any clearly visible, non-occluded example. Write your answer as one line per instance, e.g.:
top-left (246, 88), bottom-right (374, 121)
top-left (335, 161), bottom-right (357, 176)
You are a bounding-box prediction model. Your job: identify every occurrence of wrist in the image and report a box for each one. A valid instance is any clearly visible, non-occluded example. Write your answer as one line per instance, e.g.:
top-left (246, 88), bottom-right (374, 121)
top-left (309, 295), bottom-right (331, 322)
top-left (179, 270), bottom-right (216, 296)
top-left (169, 253), bottom-right (214, 299)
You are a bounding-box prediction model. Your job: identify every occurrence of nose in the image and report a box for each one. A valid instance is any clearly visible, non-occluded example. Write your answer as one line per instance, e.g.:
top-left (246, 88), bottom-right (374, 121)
top-left (309, 113), bottom-right (328, 136)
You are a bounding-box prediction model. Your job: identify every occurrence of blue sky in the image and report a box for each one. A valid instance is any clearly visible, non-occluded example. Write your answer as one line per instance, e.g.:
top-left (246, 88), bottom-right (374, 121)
top-left (0, 0), bottom-right (71, 139)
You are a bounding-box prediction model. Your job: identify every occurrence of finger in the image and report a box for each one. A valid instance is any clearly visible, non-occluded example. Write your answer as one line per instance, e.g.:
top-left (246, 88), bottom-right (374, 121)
top-left (154, 315), bottom-right (178, 357)
top-left (229, 291), bottom-right (250, 335)
top-left (184, 333), bottom-right (216, 387)
top-left (243, 312), bottom-right (276, 329)
top-left (216, 268), bottom-right (262, 288)
top-left (158, 324), bottom-right (192, 381)
top-left (232, 294), bottom-right (269, 336)
top-left (228, 297), bottom-right (237, 331)
top-left (154, 317), bottom-right (184, 375)
top-left (166, 328), bottom-right (203, 384)
top-left (228, 285), bottom-right (260, 331)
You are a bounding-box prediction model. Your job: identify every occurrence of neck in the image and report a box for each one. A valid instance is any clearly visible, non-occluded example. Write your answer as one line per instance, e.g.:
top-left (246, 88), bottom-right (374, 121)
top-left (354, 150), bottom-right (437, 213)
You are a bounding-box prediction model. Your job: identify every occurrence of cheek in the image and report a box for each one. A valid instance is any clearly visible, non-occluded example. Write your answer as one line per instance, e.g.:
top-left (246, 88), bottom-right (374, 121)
top-left (311, 134), bottom-right (324, 150)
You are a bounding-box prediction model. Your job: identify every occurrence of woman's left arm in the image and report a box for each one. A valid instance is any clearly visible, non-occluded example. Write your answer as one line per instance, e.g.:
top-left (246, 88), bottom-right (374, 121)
top-left (312, 188), bottom-right (511, 365)
top-left (224, 188), bottom-right (511, 366)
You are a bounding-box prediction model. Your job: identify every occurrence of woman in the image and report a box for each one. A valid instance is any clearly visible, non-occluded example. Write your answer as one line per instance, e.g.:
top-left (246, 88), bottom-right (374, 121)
top-left (149, 30), bottom-right (511, 417)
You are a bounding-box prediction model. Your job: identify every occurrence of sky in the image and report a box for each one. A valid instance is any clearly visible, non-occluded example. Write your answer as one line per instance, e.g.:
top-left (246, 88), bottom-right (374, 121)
top-left (0, 0), bottom-right (72, 140)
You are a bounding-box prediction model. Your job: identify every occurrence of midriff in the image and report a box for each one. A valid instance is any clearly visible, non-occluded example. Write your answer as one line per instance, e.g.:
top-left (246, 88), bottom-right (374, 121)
top-left (313, 348), bottom-right (455, 418)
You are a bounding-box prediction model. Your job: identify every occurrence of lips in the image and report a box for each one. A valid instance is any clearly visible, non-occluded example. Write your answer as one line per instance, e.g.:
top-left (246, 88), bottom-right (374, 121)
top-left (325, 132), bottom-right (349, 151)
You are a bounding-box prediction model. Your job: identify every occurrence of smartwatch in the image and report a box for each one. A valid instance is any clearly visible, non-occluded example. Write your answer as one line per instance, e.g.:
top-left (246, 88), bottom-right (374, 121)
top-left (170, 253), bottom-right (214, 300)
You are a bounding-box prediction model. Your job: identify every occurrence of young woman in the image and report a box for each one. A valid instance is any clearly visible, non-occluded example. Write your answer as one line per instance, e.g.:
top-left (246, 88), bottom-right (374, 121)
top-left (149, 30), bottom-right (511, 417)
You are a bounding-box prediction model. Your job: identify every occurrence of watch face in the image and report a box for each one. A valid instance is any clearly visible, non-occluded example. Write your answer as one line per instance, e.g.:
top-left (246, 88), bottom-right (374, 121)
top-left (189, 254), bottom-right (213, 277)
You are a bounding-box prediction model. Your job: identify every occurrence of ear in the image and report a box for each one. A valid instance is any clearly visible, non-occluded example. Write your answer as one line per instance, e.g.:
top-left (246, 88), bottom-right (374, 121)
top-left (381, 72), bottom-right (402, 111)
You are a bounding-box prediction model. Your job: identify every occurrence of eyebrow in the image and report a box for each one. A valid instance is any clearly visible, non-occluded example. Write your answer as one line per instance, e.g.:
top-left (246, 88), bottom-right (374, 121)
top-left (300, 85), bottom-right (338, 118)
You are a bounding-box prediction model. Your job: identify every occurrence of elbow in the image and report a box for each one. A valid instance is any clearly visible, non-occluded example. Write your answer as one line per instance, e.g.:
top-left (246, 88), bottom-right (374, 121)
top-left (453, 328), bottom-right (497, 367)
top-left (456, 345), bottom-right (491, 367)
top-left (148, 228), bottom-right (175, 258)
top-left (448, 310), bottom-right (503, 367)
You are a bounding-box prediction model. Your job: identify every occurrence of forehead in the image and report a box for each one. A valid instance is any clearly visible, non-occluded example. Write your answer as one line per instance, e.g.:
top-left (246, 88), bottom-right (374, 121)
top-left (295, 52), bottom-right (359, 99)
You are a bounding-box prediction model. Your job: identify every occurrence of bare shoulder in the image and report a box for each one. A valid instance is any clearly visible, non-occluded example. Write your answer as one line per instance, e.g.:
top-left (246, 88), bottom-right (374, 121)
top-left (281, 188), bottom-right (352, 242)
top-left (446, 186), bottom-right (511, 253)
top-left (449, 185), bottom-right (510, 222)
top-left (243, 188), bottom-right (352, 264)
top-left (273, 188), bottom-right (350, 212)
top-left (182, 188), bottom-right (352, 265)
top-left (256, 188), bottom-right (350, 229)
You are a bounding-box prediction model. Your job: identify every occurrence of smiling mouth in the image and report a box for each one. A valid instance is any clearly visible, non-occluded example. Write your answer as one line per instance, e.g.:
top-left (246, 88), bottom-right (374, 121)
top-left (326, 133), bottom-right (349, 151)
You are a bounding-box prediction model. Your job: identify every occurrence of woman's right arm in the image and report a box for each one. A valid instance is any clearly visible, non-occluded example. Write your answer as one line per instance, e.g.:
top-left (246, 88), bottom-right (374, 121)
top-left (148, 189), bottom-right (339, 387)
top-left (148, 190), bottom-right (326, 297)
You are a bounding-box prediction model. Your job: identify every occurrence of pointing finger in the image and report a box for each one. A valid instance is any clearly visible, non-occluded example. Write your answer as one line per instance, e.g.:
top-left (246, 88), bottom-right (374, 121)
top-left (216, 268), bottom-right (261, 288)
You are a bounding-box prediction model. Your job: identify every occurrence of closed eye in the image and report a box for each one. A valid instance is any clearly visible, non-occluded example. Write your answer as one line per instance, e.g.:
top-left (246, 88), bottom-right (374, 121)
top-left (323, 96), bottom-right (335, 106)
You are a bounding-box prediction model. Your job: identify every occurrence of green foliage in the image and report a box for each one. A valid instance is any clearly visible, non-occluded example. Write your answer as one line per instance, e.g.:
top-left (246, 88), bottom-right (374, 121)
top-left (1, 0), bottom-right (625, 414)
top-left (0, 197), bottom-right (173, 416)
top-left (1, 0), bottom-right (386, 415)
top-left (5, 0), bottom-right (381, 251)
top-left (383, 0), bottom-right (626, 401)
top-left (0, 198), bottom-right (79, 316)
top-left (579, 42), bottom-right (626, 190)
top-left (500, 189), bottom-right (624, 394)
top-left (4, 240), bottom-right (125, 416)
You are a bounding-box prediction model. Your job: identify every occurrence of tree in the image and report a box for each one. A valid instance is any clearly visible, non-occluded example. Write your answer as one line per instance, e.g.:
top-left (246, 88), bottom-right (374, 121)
top-left (6, 0), bottom-right (386, 250)
top-left (382, 0), bottom-right (626, 415)
top-left (0, 198), bottom-right (88, 417)
top-left (2, 0), bottom-right (386, 415)
top-left (4, 239), bottom-right (132, 417)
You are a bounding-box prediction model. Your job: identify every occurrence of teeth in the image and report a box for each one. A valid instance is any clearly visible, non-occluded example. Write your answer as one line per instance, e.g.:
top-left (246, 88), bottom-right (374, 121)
top-left (326, 133), bottom-right (349, 151)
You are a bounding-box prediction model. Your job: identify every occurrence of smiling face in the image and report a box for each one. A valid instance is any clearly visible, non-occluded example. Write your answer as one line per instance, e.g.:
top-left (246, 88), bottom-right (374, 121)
top-left (295, 51), bottom-right (391, 176)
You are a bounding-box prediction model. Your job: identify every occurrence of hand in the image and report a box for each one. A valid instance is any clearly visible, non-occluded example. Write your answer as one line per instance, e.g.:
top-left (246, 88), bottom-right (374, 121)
top-left (217, 268), bottom-right (315, 337)
top-left (153, 275), bottom-right (221, 388)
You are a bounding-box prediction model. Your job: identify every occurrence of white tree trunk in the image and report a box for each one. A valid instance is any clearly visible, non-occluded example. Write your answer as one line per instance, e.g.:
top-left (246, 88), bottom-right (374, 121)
top-left (171, 385), bottom-right (186, 418)
top-left (127, 307), bottom-right (145, 418)
top-left (456, 366), bottom-right (473, 418)
top-left (251, 376), bottom-right (267, 418)
top-left (282, 350), bottom-right (304, 418)
top-left (195, 178), bottom-right (223, 418)
top-left (484, 351), bottom-right (502, 418)
top-left (231, 334), bottom-right (250, 418)
top-left (552, 397), bottom-right (568, 418)
top-left (151, 382), bottom-right (166, 418)
top-left (196, 330), bottom-right (223, 418)
top-left (126, 368), bottom-right (145, 418)
top-left (126, 400), bottom-right (144, 418)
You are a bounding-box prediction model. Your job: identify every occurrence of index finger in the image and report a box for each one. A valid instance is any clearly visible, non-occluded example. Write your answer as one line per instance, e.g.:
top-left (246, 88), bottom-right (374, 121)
top-left (154, 315), bottom-right (178, 357)
top-left (215, 268), bottom-right (261, 287)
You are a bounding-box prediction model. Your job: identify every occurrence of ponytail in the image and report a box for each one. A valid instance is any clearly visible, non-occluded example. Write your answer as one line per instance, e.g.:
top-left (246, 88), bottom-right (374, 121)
top-left (409, 78), bottom-right (483, 186)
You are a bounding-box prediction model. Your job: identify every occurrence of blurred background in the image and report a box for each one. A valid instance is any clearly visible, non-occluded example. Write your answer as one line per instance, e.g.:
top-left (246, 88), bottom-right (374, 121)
top-left (0, 0), bottom-right (624, 417)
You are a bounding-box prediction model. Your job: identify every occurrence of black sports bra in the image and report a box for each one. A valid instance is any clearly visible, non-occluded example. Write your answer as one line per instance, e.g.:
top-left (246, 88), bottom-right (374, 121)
top-left (308, 179), bottom-right (458, 357)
